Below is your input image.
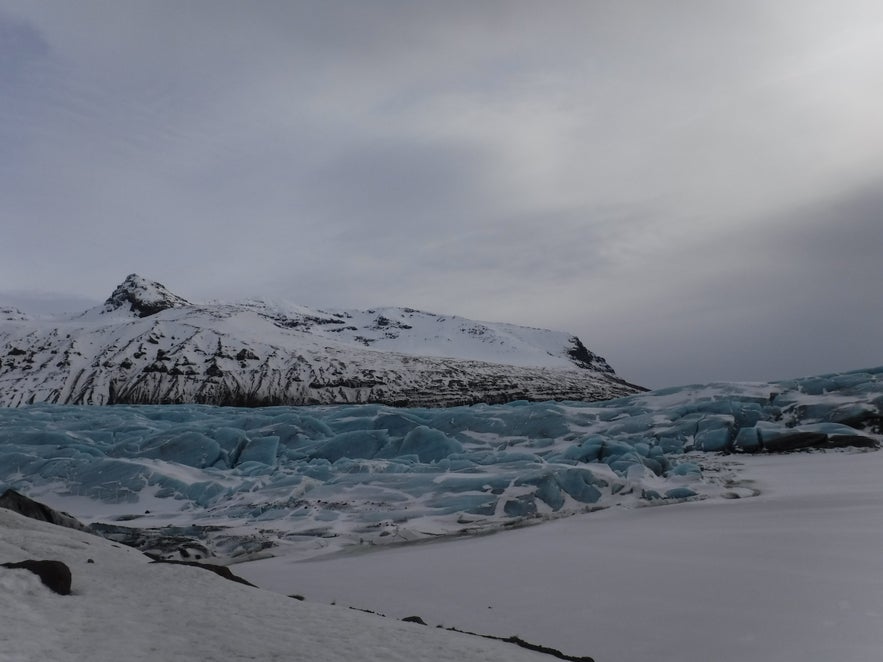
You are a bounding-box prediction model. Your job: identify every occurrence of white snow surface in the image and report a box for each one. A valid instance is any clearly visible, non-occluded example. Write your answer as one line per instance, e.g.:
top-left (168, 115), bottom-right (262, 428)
top-left (6, 449), bottom-right (880, 662)
top-left (0, 508), bottom-right (549, 662)
top-left (239, 449), bottom-right (883, 662)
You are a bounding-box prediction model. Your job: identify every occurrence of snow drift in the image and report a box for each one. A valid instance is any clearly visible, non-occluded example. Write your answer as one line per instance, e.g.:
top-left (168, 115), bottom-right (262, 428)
top-left (0, 507), bottom-right (554, 662)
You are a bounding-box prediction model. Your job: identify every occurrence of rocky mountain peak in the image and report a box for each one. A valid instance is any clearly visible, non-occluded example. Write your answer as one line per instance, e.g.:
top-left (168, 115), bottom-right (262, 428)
top-left (103, 274), bottom-right (191, 318)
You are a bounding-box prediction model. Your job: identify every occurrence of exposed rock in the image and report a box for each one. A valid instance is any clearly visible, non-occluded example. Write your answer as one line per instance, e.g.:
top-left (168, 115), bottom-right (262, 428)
top-left (0, 489), bottom-right (87, 531)
top-left (2, 559), bottom-right (72, 595)
top-left (147, 558), bottom-right (257, 587)
top-left (102, 273), bottom-right (190, 318)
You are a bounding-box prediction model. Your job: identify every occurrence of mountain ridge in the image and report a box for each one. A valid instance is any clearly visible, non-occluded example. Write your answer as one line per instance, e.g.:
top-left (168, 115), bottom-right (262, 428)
top-left (0, 275), bottom-right (642, 407)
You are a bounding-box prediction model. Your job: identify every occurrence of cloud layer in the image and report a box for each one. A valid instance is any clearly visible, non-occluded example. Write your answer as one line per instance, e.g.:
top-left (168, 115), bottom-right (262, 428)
top-left (1, 1), bottom-right (882, 387)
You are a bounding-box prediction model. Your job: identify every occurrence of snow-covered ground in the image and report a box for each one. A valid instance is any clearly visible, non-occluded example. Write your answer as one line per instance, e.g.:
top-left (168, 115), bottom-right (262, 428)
top-left (4, 448), bottom-right (880, 662)
top-left (0, 508), bottom-right (551, 662)
top-left (239, 449), bottom-right (883, 662)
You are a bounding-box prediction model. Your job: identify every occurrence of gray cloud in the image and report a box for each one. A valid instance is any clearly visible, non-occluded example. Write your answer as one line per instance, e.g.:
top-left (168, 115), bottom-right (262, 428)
top-left (571, 182), bottom-right (883, 387)
top-left (1, 0), bottom-right (882, 388)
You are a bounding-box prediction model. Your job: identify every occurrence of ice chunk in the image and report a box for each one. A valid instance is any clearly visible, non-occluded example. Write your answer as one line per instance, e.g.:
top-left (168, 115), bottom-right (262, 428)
top-left (398, 427), bottom-right (463, 463)
top-left (237, 436), bottom-right (280, 466)
top-left (733, 427), bottom-right (761, 452)
top-left (695, 427), bottom-right (731, 452)
top-left (665, 487), bottom-right (697, 499)
top-left (136, 431), bottom-right (221, 468)
top-left (556, 468), bottom-right (603, 504)
top-left (309, 430), bottom-right (390, 462)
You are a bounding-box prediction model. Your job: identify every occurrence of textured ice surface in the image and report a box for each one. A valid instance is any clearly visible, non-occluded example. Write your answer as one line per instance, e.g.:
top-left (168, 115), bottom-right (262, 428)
top-left (1, 367), bottom-right (880, 559)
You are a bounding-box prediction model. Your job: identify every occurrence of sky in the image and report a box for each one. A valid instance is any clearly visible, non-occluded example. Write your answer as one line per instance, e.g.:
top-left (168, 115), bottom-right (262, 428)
top-left (1, 1), bottom-right (882, 389)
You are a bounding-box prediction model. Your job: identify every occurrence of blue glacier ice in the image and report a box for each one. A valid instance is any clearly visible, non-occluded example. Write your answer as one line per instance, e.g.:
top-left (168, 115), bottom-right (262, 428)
top-left (0, 366), bottom-right (880, 557)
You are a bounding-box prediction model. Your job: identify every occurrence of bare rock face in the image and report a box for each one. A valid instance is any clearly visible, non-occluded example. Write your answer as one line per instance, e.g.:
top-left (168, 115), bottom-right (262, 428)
top-left (102, 274), bottom-right (191, 318)
top-left (0, 275), bottom-right (644, 407)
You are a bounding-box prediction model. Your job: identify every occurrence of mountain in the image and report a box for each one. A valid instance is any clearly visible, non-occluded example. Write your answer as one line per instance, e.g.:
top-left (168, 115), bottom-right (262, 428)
top-left (0, 274), bottom-right (641, 407)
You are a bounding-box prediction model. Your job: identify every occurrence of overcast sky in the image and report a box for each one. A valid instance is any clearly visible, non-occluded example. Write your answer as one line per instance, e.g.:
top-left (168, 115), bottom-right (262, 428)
top-left (1, 1), bottom-right (882, 388)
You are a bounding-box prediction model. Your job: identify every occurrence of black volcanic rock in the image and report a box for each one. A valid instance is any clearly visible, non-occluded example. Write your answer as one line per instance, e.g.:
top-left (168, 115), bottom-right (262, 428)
top-left (103, 274), bottom-right (190, 318)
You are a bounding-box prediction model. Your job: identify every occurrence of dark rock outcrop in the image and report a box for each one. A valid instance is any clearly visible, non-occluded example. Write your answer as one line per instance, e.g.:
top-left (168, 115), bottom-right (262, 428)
top-left (148, 558), bottom-right (257, 587)
top-left (0, 489), bottom-right (87, 531)
top-left (102, 274), bottom-right (190, 318)
top-left (2, 559), bottom-right (72, 595)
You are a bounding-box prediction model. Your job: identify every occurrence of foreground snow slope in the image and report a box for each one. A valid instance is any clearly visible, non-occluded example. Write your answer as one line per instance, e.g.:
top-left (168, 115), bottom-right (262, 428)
top-left (0, 274), bottom-right (638, 407)
top-left (0, 508), bottom-right (550, 662)
top-left (240, 450), bottom-right (883, 662)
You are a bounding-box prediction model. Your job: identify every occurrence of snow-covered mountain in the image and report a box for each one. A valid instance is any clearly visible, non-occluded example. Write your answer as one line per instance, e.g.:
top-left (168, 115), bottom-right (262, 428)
top-left (0, 274), bottom-right (640, 407)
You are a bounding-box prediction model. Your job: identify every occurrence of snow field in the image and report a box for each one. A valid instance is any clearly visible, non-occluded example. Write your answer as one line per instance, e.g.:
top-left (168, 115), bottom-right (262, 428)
top-left (0, 508), bottom-right (549, 662)
top-left (239, 450), bottom-right (883, 662)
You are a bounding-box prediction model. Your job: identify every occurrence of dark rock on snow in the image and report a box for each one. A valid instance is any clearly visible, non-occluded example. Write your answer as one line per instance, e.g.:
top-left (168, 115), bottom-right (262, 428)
top-left (148, 559), bottom-right (257, 587)
top-left (2, 559), bottom-right (72, 595)
top-left (0, 489), bottom-right (88, 531)
top-left (102, 273), bottom-right (191, 318)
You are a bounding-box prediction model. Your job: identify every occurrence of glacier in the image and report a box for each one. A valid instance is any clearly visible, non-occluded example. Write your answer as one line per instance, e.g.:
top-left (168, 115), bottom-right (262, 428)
top-left (0, 366), bottom-right (879, 560)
